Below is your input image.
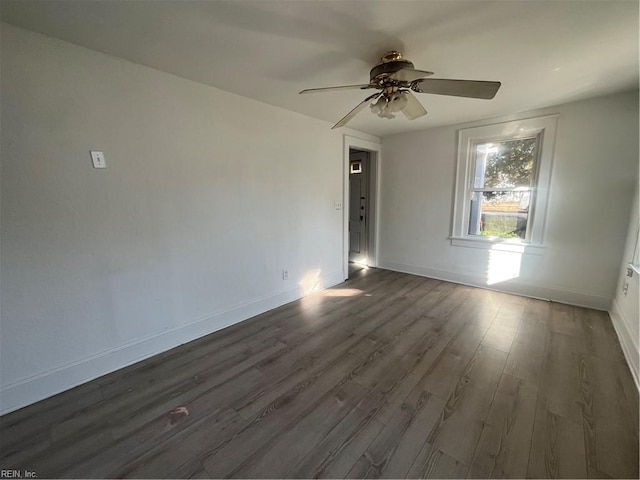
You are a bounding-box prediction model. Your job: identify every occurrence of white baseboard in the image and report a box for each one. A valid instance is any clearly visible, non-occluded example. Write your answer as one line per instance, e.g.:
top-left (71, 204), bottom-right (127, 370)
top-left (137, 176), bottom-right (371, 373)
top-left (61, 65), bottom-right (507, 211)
top-left (378, 261), bottom-right (612, 310)
top-left (609, 298), bottom-right (640, 392)
top-left (0, 270), bottom-right (344, 416)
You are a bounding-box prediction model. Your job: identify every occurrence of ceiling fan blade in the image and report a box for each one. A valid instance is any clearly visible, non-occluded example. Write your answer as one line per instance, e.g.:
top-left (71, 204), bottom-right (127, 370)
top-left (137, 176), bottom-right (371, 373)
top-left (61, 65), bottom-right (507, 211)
top-left (389, 68), bottom-right (434, 83)
top-left (299, 84), bottom-right (374, 94)
top-left (402, 91), bottom-right (427, 120)
top-left (412, 79), bottom-right (501, 99)
top-left (332, 92), bottom-right (382, 129)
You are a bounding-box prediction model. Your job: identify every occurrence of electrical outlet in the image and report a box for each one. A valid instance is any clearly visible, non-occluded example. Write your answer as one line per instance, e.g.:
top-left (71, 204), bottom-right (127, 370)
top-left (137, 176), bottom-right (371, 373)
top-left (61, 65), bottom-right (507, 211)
top-left (90, 150), bottom-right (106, 169)
top-left (282, 270), bottom-right (288, 280)
top-left (334, 201), bottom-right (343, 210)
top-left (623, 282), bottom-right (629, 295)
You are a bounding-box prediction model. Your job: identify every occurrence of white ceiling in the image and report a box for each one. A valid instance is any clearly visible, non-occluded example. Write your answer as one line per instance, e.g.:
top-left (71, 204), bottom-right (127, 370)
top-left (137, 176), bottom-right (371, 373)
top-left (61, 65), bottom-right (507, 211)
top-left (2, 0), bottom-right (638, 137)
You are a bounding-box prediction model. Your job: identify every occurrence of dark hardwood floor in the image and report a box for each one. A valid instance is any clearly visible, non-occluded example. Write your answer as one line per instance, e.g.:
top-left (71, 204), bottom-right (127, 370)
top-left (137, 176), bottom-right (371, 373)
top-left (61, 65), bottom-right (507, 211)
top-left (1, 269), bottom-right (638, 479)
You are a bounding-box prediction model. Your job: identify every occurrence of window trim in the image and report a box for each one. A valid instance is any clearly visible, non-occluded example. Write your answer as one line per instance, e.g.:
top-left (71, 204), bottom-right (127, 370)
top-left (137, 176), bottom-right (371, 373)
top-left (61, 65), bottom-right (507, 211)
top-left (451, 115), bottom-right (558, 254)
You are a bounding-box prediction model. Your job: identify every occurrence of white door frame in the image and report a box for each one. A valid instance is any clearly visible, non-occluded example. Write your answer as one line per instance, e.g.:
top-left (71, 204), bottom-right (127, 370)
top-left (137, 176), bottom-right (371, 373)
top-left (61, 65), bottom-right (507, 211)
top-left (343, 135), bottom-right (382, 280)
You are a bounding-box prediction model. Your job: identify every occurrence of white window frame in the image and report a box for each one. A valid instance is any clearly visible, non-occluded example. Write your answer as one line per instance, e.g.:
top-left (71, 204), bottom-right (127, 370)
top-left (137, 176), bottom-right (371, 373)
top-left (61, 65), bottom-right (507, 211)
top-left (451, 115), bottom-right (558, 255)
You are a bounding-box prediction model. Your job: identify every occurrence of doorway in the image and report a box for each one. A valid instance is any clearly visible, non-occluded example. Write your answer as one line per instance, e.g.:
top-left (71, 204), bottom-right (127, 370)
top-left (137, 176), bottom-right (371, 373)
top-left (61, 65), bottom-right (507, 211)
top-left (343, 135), bottom-right (381, 281)
top-left (349, 149), bottom-right (369, 277)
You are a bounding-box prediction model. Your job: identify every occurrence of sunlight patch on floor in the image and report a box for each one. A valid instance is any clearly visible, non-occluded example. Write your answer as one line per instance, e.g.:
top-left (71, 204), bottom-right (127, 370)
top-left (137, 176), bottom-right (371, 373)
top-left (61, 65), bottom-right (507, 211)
top-left (320, 288), bottom-right (364, 297)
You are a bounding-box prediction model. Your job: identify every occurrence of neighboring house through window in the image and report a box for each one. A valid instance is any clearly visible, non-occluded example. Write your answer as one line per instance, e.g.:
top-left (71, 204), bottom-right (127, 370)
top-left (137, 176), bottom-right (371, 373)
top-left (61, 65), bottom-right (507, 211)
top-left (451, 115), bottom-right (558, 254)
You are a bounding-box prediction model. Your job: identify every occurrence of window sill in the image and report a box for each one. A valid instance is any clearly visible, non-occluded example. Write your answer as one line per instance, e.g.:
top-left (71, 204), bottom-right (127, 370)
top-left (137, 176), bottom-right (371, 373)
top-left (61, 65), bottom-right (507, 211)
top-left (450, 236), bottom-right (545, 255)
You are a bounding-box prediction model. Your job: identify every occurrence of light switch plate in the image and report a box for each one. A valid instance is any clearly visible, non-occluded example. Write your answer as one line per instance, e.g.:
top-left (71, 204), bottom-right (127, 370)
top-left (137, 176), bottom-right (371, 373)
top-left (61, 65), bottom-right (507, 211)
top-left (90, 151), bottom-right (106, 169)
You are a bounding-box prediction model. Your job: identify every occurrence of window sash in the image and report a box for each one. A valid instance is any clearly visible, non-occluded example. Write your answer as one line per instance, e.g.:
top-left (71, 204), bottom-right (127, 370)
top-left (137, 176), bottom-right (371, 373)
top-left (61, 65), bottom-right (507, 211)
top-left (466, 136), bottom-right (541, 242)
top-left (467, 189), bottom-right (533, 239)
top-left (471, 136), bottom-right (538, 190)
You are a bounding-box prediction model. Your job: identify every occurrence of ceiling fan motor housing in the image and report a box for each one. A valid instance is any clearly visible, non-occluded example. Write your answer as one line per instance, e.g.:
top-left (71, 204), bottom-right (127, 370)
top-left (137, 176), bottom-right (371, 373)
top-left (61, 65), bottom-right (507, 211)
top-left (370, 58), bottom-right (415, 83)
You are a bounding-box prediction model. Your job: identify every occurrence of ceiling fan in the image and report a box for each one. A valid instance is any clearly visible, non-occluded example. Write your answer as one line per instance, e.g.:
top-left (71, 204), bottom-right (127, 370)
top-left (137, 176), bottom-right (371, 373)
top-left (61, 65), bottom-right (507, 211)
top-left (299, 51), bottom-right (501, 129)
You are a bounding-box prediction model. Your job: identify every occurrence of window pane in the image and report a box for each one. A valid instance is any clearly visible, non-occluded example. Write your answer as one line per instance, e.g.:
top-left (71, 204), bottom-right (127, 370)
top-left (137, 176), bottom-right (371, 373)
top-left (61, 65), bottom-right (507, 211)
top-left (473, 138), bottom-right (537, 189)
top-left (468, 190), bottom-right (530, 239)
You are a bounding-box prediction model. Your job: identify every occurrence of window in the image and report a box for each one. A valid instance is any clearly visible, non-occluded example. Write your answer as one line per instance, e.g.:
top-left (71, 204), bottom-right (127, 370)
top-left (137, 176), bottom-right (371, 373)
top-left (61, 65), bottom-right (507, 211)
top-left (468, 137), bottom-right (538, 240)
top-left (451, 115), bottom-right (558, 254)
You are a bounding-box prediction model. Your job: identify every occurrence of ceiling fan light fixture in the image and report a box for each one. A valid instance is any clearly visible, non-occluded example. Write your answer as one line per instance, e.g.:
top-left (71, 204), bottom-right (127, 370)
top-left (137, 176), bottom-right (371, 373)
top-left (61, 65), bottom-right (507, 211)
top-left (370, 98), bottom-right (383, 115)
top-left (389, 92), bottom-right (408, 113)
top-left (370, 92), bottom-right (408, 119)
top-left (370, 97), bottom-right (393, 119)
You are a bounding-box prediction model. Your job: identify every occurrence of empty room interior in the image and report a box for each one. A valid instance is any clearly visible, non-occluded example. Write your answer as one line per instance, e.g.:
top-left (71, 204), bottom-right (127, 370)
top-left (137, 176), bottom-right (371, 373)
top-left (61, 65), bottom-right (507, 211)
top-left (1, 1), bottom-right (639, 479)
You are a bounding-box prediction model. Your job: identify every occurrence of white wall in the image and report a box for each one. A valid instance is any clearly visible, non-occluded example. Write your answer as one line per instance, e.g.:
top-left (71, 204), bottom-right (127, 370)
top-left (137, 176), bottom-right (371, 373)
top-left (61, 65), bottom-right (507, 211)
top-left (0, 24), bottom-right (378, 414)
top-left (610, 186), bottom-right (639, 389)
top-left (379, 91), bottom-right (639, 310)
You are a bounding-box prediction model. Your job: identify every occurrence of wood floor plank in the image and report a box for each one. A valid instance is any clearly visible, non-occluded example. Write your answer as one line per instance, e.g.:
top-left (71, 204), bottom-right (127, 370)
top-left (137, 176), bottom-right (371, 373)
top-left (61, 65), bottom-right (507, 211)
top-left (480, 302), bottom-right (524, 353)
top-left (372, 392), bottom-right (446, 479)
top-left (115, 408), bottom-right (245, 479)
top-left (348, 279), bottom-right (445, 339)
top-left (594, 419), bottom-right (639, 479)
top-left (504, 300), bottom-right (550, 385)
top-left (578, 308), bottom-right (623, 361)
top-left (407, 443), bottom-right (468, 479)
top-left (536, 330), bottom-right (583, 424)
top-left (587, 353), bottom-right (639, 478)
top-left (350, 316), bottom-right (439, 390)
top-left (277, 271), bottom-right (422, 348)
top-left (494, 302), bottom-right (526, 328)
top-left (421, 324), bottom-right (488, 400)
top-left (234, 380), bottom-right (367, 479)
top-left (0, 432), bottom-right (51, 472)
top-left (463, 288), bottom-right (503, 327)
top-left (345, 390), bottom-right (444, 479)
top-left (468, 374), bottom-right (537, 478)
top-left (549, 302), bottom-right (583, 339)
top-left (527, 409), bottom-right (587, 479)
top-left (221, 326), bottom-right (363, 419)
top-left (440, 292), bottom-right (497, 331)
top-left (481, 323), bottom-right (518, 353)
top-left (17, 428), bottom-right (114, 479)
top-left (355, 330), bottom-right (452, 422)
top-left (369, 321), bottom-right (484, 427)
top-left (289, 407), bottom-right (385, 479)
top-left (426, 345), bottom-right (507, 466)
top-left (170, 459), bottom-right (211, 479)
top-left (0, 382), bottom-right (103, 458)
